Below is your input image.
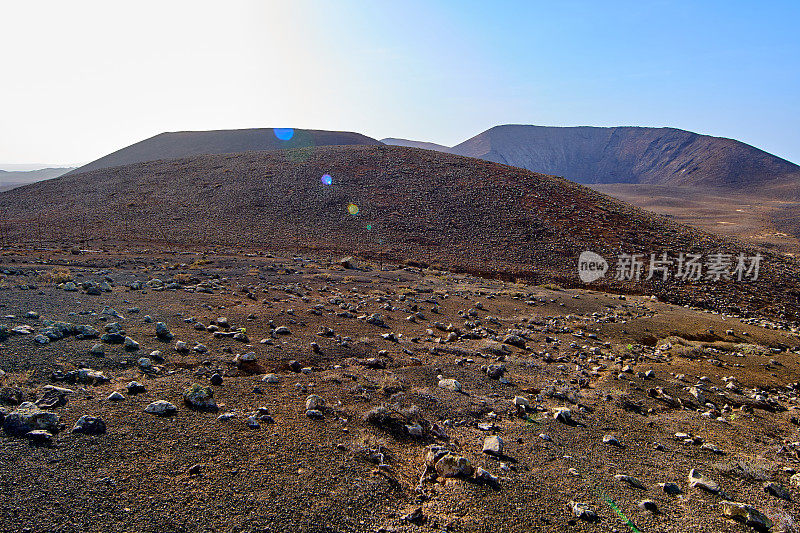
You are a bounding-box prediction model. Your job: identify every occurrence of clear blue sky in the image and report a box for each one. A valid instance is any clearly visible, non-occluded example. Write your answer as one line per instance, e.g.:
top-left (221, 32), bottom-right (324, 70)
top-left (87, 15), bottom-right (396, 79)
top-left (1, 0), bottom-right (798, 166)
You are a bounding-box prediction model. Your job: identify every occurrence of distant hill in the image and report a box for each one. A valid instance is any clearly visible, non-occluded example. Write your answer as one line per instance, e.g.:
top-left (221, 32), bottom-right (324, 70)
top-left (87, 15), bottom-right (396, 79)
top-left (380, 138), bottom-right (450, 152)
top-left (0, 167), bottom-right (74, 191)
top-left (2, 144), bottom-right (798, 319)
top-left (67, 128), bottom-right (383, 175)
top-left (391, 125), bottom-right (800, 192)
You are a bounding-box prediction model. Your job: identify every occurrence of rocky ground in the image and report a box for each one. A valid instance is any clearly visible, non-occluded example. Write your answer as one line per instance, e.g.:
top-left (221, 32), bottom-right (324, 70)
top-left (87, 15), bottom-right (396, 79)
top-left (1, 249), bottom-right (799, 532)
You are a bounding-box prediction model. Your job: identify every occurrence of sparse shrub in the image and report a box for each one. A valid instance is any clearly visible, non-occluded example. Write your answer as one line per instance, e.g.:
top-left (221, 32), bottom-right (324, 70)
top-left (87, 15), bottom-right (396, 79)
top-left (540, 282), bottom-right (563, 291)
top-left (38, 267), bottom-right (72, 284)
top-left (173, 272), bottom-right (192, 285)
top-left (188, 259), bottom-right (212, 269)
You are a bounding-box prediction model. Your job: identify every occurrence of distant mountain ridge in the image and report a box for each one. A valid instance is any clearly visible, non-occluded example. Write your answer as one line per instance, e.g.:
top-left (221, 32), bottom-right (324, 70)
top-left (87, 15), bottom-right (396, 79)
top-left (67, 128), bottom-right (383, 175)
top-left (0, 167), bottom-right (75, 191)
top-left (386, 125), bottom-right (800, 192)
top-left (379, 138), bottom-right (450, 152)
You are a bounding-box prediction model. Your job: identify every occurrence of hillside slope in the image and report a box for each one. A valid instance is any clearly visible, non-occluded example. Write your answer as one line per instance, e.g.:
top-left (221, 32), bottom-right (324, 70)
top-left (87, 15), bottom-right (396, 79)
top-left (380, 138), bottom-right (450, 151)
top-left (2, 145), bottom-right (798, 318)
top-left (439, 125), bottom-right (800, 191)
top-left (68, 128), bottom-right (383, 175)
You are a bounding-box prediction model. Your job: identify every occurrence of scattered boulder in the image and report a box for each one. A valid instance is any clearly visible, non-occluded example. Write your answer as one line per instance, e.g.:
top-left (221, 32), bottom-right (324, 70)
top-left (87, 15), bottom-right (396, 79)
top-left (72, 415), bottom-right (106, 435)
top-left (482, 435), bottom-right (504, 456)
top-left (434, 452), bottom-right (473, 478)
top-left (763, 481), bottom-right (791, 500)
top-left (568, 501), bottom-right (598, 522)
top-left (155, 322), bottom-right (173, 340)
top-left (2, 402), bottom-right (59, 436)
top-left (145, 400), bottom-right (177, 416)
top-left (183, 384), bottom-right (217, 410)
top-left (719, 500), bottom-right (772, 531)
top-left (437, 378), bottom-right (462, 392)
top-left (689, 468), bottom-right (720, 494)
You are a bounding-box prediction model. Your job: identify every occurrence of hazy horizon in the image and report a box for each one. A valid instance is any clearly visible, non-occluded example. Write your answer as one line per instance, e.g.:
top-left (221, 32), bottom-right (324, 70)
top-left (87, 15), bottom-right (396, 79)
top-left (2, 1), bottom-right (798, 166)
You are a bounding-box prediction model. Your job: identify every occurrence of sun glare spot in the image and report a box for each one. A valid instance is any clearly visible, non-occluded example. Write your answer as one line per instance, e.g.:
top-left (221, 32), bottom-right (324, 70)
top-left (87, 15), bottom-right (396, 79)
top-left (321, 174), bottom-right (332, 185)
top-left (273, 128), bottom-right (294, 141)
top-left (347, 203), bottom-right (359, 215)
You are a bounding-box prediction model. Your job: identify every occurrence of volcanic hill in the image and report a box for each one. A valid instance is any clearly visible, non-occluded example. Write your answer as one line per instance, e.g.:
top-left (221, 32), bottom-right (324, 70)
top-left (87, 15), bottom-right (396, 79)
top-left (1, 145), bottom-right (798, 319)
top-left (385, 125), bottom-right (800, 193)
top-left (67, 128), bottom-right (383, 175)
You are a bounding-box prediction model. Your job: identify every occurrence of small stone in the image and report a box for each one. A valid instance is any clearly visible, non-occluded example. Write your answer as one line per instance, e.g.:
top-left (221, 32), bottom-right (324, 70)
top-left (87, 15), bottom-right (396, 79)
top-left (568, 501), bottom-right (598, 522)
top-left (127, 381), bottom-right (146, 394)
top-left (475, 467), bottom-right (499, 484)
top-left (25, 429), bottom-right (54, 444)
top-left (274, 326), bottom-right (291, 335)
top-left (553, 407), bottom-right (572, 424)
top-left (688, 468), bottom-right (720, 493)
top-left (615, 474), bottom-right (646, 489)
top-left (137, 357), bottom-right (153, 370)
top-left (262, 373), bottom-right (280, 383)
top-left (123, 337), bottom-right (140, 351)
top-left (107, 391), bottom-right (125, 401)
top-left (603, 434), bottom-right (621, 446)
top-left (305, 395), bottom-right (325, 411)
top-left (660, 482), bottom-right (682, 495)
top-left (719, 500), bottom-right (772, 530)
top-left (156, 322), bottom-right (173, 340)
top-left (486, 363), bottom-right (505, 379)
top-left (434, 453), bottom-right (473, 478)
top-left (482, 435), bottom-right (504, 456)
top-left (405, 423), bottom-right (424, 437)
top-left (145, 400), bottom-right (177, 416)
top-left (305, 409), bottom-right (324, 419)
top-left (72, 415), bottom-right (106, 435)
top-left (437, 378), bottom-right (462, 392)
top-left (210, 373), bottom-right (223, 386)
top-left (763, 481), bottom-right (791, 500)
top-left (89, 344), bottom-right (105, 356)
top-left (638, 500), bottom-right (659, 514)
top-left (183, 384), bottom-right (217, 410)
top-left (513, 396), bottom-right (530, 409)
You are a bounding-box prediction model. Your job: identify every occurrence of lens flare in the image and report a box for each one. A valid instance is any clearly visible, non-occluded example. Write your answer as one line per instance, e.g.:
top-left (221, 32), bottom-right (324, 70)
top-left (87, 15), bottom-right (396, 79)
top-left (366, 224), bottom-right (372, 230)
top-left (347, 203), bottom-right (359, 215)
top-left (321, 174), bottom-right (332, 185)
top-left (273, 128), bottom-right (294, 141)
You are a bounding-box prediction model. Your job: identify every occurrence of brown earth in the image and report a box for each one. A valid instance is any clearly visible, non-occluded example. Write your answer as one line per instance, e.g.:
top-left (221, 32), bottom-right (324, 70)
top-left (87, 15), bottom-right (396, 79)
top-left (0, 250), bottom-right (798, 532)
